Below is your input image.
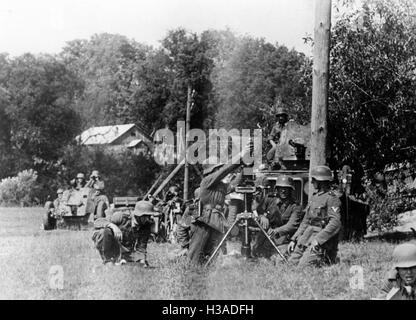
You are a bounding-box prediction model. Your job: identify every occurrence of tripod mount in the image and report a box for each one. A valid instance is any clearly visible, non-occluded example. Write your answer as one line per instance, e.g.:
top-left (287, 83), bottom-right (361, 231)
top-left (204, 185), bottom-right (288, 267)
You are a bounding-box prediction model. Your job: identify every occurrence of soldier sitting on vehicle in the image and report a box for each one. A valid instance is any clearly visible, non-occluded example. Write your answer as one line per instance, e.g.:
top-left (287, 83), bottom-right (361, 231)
top-left (72, 173), bottom-right (86, 190)
top-left (266, 107), bottom-right (290, 169)
top-left (92, 200), bottom-right (160, 266)
top-left (287, 165), bottom-right (342, 267)
top-left (377, 242), bottom-right (416, 300)
top-left (251, 175), bottom-right (303, 259)
top-left (86, 170), bottom-right (105, 190)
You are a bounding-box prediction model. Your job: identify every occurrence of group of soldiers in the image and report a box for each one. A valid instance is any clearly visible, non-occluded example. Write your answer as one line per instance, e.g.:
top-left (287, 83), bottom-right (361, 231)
top-left (83, 109), bottom-right (416, 299)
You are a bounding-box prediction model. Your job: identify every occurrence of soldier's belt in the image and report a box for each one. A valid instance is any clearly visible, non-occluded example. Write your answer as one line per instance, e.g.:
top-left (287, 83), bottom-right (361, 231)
top-left (308, 219), bottom-right (328, 228)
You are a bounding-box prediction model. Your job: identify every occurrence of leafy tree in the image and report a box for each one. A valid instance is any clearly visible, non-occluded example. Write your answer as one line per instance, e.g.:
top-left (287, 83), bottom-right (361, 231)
top-left (61, 33), bottom-right (150, 128)
top-left (212, 37), bottom-right (311, 131)
top-left (0, 53), bottom-right (82, 177)
top-left (329, 0), bottom-right (416, 176)
top-left (160, 28), bottom-right (214, 130)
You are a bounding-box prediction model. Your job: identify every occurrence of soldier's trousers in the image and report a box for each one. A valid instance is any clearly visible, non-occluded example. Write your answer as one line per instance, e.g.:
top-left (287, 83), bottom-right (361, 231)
top-left (288, 244), bottom-right (328, 267)
top-left (251, 232), bottom-right (289, 259)
top-left (93, 227), bottom-right (150, 263)
top-left (176, 224), bottom-right (191, 249)
top-left (187, 223), bottom-right (226, 265)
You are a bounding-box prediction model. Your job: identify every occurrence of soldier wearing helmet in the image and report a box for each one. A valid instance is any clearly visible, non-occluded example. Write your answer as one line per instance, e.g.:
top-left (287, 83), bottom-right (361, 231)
top-left (73, 173), bottom-right (86, 190)
top-left (187, 143), bottom-right (252, 265)
top-left (266, 105), bottom-right (290, 168)
top-left (252, 175), bottom-right (303, 258)
top-left (287, 165), bottom-right (342, 267)
top-left (378, 242), bottom-right (416, 300)
top-left (92, 200), bottom-right (160, 267)
top-left (53, 188), bottom-right (65, 214)
top-left (86, 170), bottom-right (105, 190)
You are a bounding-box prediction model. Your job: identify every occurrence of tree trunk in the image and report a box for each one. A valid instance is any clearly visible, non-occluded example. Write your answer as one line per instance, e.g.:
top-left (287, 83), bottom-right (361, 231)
top-left (309, 0), bottom-right (332, 195)
top-left (184, 84), bottom-right (192, 201)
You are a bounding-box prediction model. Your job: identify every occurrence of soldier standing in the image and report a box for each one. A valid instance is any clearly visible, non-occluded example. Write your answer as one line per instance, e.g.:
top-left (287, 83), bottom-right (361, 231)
top-left (378, 242), bottom-right (416, 300)
top-left (92, 200), bottom-right (159, 266)
top-left (287, 165), bottom-right (342, 267)
top-left (252, 175), bottom-right (303, 258)
top-left (187, 145), bottom-right (251, 265)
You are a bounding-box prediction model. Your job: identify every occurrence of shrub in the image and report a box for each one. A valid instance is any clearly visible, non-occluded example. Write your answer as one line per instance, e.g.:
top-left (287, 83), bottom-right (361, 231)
top-left (0, 169), bottom-right (40, 206)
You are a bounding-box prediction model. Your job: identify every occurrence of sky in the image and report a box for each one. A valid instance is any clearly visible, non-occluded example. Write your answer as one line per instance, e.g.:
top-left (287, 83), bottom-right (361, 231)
top-left (0, 0), bottom-right (317, 57)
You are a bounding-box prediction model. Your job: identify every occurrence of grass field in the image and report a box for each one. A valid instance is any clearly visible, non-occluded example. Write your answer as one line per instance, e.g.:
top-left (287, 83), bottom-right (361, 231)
top-left (0, 207), bottom-right (398, 300)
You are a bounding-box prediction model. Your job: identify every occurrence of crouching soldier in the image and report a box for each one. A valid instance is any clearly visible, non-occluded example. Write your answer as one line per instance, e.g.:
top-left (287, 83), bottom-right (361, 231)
top-left (287, 165), bottom-right (341, 267)
top-left (92, 200), bottom-right (159, 267)
top-left (252, 175), bottom-right (303, 258)
top-left (377, 242), bottom-right (416, 300)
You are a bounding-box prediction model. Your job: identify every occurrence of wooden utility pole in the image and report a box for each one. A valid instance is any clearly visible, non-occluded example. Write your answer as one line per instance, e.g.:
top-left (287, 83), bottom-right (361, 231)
top-left (183, 84), bottom-right (192, 201)
top-left (310, 0), bottom-right (332, 195)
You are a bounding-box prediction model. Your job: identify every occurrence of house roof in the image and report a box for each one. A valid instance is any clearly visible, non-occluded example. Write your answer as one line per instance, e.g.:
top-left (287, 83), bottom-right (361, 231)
top-left (77, 124), bottom-right (137, 145)
top-left (127, 139), bottom-right (144, 148)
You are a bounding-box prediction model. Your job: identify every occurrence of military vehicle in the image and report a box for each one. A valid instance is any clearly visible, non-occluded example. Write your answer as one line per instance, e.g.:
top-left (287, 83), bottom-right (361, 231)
top-left (43, 186), bottom-right (109, 230)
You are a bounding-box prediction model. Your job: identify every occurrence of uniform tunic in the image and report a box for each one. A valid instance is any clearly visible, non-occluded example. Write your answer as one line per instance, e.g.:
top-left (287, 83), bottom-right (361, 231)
top-left (288, 189), bottom-right (342, 266)
top-left (187, 163), bottom-right (240, 264)
top-left (92, 210), bottom-right (152, 263)
top-left (252, 196), bottom-right (303, 257)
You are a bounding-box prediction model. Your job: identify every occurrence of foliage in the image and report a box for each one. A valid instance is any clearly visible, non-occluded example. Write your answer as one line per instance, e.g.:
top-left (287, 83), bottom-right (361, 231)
top-left (61, 33), bottom-right (150, 128)
top-left (0, 169), bottom-right (40, 206)
top-left (329, 0), bottom-right (416, 176)
top-left (0, 53), bottom-right (83, 169)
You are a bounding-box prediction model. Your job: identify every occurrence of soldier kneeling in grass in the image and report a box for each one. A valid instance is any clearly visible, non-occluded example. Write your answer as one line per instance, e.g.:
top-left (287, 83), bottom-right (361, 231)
top-left (377, 242), bottom-right (416, 300)
top-left (92, 200), bottom-right (160, 267)
top-left (287, 165), bottom-right (342, 267)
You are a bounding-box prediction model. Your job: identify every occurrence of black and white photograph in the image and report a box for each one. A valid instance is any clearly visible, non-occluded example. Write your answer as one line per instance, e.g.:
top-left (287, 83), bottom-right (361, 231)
top-left (0, 0), bottom-right (416, 305)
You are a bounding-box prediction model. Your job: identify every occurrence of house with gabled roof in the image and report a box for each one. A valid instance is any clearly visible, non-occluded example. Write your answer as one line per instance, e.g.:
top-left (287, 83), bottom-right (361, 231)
top-left (76, 123), bottom-right (153, 155)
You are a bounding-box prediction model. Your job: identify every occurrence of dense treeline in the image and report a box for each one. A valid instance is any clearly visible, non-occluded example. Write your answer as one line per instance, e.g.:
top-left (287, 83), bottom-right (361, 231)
top-left (0, 0), bottom-right (415, 230)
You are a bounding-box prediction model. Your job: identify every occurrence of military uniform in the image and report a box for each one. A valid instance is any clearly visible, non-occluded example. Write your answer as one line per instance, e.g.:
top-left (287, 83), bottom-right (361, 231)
top-left (252, 195), bottom-right (303, 258)
top-left (376, 243), bottom-right (416, 300)
top-left (266, 122), bottom-right (288, 162)
top-left (288, 189), bottom-right (341, 266)
top-left (378, 269), bottom-right (416, 300)
top-left (176, 200), bottom-right (199, 250)
top-left (92, 203), bottom-right (153, 264)
top-left (187, 162), bottom-right (240, 264)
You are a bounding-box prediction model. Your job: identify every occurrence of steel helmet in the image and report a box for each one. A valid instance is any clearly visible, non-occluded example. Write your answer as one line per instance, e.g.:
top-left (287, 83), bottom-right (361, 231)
top-left (168, 185), bottom-right (180, 196)
top-left (133, 200), bottom-right (156, 217)
top-left (202, 156), bottom-right (224, 175)
top-left (56, 188), bottom-right (64, 194)
top-left (311, 165), bottom-right (333, 181)
top-left (275, 175), bottom-right (295, 190)
top-left (392, 243), bottom-right (416, 269)
top-left (91, 170), bottom-right (100, 178)
top-left (76, 173), bottom-right (85, 179)
top-left (275, 107), bottom-right (288, 117)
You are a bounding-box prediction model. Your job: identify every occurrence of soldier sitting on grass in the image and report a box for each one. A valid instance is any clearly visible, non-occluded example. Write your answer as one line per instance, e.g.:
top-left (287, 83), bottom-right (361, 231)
top-left (251, 175), bottom-right (303, 259)
top-left (377, 242), bottom-right (416, 300)
top-left (92, 200), bottom-right (160, 267)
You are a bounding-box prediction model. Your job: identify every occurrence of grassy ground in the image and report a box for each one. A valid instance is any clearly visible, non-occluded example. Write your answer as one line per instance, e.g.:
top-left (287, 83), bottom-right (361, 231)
top-left (0, 207), bottom-right (397, 300)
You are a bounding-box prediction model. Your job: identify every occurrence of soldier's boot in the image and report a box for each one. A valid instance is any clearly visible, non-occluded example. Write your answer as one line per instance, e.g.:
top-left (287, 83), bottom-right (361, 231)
top-left (298, 247), bottom-right (325, 267)
top-left (287, 245), bottom-right (306, 266)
